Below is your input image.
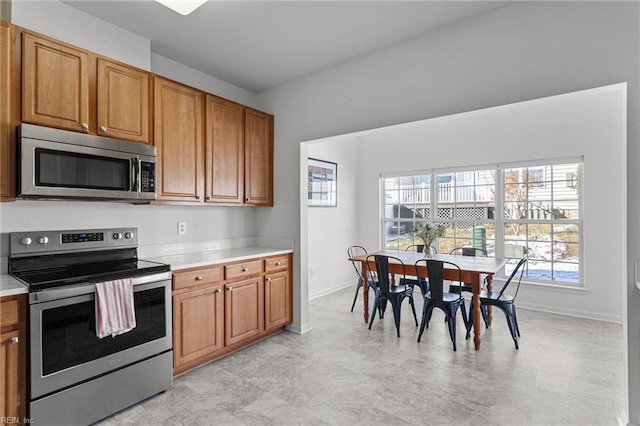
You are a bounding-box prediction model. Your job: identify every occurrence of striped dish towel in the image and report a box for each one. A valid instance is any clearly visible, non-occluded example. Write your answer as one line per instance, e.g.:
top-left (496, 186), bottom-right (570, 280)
top-left (95, 278), bottom-right (137, 339)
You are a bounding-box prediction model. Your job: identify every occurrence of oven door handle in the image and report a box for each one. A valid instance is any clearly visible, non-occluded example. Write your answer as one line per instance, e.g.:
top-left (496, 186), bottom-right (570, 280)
top-left (29, 272), bottom-right (171, 305)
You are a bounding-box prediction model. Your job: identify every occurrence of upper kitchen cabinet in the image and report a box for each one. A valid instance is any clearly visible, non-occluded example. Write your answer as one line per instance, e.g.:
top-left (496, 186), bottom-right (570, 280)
top-left (22, 32), bottom-right (90, 133)
top-left (205, 95), bottom-right (244, 204)
top-left (21, 31), bottom-right (151, 144)
top-left (96, 58), bottom-right (150, 143)
top-left (204, 96), bottom-right (274, 207)
top-left (1, 21), bottom-right (16, 201)
top-left (244, 108), bottom-right (273, 206)
top-left (154, 76), bottom-right (204, 203)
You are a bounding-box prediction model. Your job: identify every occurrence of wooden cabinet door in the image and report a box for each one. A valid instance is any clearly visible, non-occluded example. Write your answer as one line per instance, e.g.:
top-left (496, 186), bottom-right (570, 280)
top-left (264, 271), bottom-right (292, 330)
top-left (22, 32), bottom-right (90, 132)
top-left (173, 286), bottom-right (224, 369)
top-left (0, 22), bottom-right (15, 201)
top-left (154, 77), bottom-right (203, 202)
top-left (244, 108), bottom-right (273, 206)
top-left (205, 95), bottom-right (244, 204)
top-left (225, 277), bottom-right (264, 346)
top-left (97, 58), bottom-right (150, 144)
top-left (0, 329), bottom-right (21, 420)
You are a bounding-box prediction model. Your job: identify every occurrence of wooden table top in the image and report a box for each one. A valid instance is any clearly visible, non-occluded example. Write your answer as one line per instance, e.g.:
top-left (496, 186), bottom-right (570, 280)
top-left (350, 250), bottom-right (507, 275)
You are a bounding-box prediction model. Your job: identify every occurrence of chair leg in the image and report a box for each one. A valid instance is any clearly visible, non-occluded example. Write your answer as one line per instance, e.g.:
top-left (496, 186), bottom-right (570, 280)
top-left (418, 303), bottom-right (432, 342)
top-left (513, 305), bottom-right (521, 337)
top-left (459, 301), bottom-right (470, 340)
top-left (465, 300), bottom-right (474, 340)
top-left (481, 305), bottom-right (489, 328)
top-left (408, 296), bottom-right (418, 326)
top-left (368, 295), bottom-right (380, 330)
top-left (500, 304), bottom-right (519, 349)
top-left (379, 299), bottom-right (387, 319)
top-left (350, 279), bottom-right (363, 312)
top-left (446, 306), bottom-right (457, 351)
top-left (391, 299), bottom-right (402, 337)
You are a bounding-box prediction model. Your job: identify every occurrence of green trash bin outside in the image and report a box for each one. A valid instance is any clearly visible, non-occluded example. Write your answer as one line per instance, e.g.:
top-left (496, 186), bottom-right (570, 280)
top-left (473, 227), bottom-right (486, 251)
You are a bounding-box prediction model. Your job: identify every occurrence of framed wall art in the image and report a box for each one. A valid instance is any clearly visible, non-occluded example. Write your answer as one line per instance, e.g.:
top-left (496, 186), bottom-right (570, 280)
top-left (307, 158), bottom-right (337, 207)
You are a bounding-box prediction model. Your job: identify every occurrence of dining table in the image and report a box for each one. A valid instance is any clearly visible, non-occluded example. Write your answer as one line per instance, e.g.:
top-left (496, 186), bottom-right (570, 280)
top-left (349, 249), bottom-right (508, 350)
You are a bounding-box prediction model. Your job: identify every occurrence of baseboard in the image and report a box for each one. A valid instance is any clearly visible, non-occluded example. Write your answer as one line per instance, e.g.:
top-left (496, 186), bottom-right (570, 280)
top-left (308, 280), bottom-right (354, 301)
top-left (516, 301), bottom-right (623, 324)
top-left (285, 322), bottom-right (313, 334)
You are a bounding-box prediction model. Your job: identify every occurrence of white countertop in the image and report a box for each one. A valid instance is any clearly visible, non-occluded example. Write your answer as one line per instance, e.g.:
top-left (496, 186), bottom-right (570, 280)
top-left (0, 246), bottom-right (293, 297)
top-left (0, 274), bottom-right (28, 298)
top-left (147, 246), bottom-right (293, 271)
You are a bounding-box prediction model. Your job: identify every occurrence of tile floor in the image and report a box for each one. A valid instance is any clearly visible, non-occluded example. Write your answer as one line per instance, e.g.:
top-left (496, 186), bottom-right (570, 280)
top-left (99, 286), bottom-right (625, 425)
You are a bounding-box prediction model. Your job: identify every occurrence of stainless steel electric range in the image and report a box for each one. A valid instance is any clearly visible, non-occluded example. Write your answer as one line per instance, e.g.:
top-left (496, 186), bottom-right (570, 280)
top-left (9, 227), bottom-right (173, 425)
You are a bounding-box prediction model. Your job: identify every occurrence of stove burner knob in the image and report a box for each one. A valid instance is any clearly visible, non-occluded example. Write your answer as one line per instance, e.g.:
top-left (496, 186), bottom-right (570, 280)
top-left (20, 237), bottom-right (32, 246)
top-left (124, 232), bottom-right (134, 239)
top-left (38, 236), bottom-right (49, 245)
top-left (113, 233), bottom-right (123, 240)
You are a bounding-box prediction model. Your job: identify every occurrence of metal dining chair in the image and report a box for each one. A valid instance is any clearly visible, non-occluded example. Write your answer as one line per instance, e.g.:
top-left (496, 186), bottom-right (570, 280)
top-left (415, 258), bottom-right (469, 351)
top-left (466, 258), bottom-right (527, 349)
top-left (347, 245), bottom-right (374, 312)
top-left (366, 254), bottom-right (418, 337)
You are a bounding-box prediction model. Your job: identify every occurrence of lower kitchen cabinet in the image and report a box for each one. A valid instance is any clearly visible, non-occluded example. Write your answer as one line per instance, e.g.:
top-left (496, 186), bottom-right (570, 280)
top-left (224, 277), bottom-right (264, 346)
top-left (265, 270), bottom-right (292, 330)
top-left (171, 253), bottom-right (292, 376)
top-left (0, 295), bottom-right (27, 421)
top-left (173, 285), bottom-right (224, 369)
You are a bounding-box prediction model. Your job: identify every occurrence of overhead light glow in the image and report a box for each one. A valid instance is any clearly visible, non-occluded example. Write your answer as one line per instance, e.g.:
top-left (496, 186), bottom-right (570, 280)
top-left (155, 0), bottom-right (207, 16)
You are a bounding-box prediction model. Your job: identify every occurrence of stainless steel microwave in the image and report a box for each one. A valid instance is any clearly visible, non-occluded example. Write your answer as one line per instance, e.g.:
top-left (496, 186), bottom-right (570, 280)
top-left (18, 123), bottom-right (156, 203)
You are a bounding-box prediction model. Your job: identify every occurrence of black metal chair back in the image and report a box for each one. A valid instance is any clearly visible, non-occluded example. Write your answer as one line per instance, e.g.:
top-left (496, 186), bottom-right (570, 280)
top-left (450, 247), bottom-right (488, 257)
top-left (347, 245), bottom-right (369, 312)
top-left (406, 244), bottom-right (437, 255)
top-left (418, 259), bottom-right (464, 302)
top-left (496, 257), bottom-right (528, 299)
top-left (347, 245), bottom-right (367, 281)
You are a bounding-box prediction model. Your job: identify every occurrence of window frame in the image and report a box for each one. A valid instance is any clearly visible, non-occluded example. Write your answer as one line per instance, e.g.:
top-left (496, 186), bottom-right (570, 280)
top-left (380, 157), bottom-right (583, 286)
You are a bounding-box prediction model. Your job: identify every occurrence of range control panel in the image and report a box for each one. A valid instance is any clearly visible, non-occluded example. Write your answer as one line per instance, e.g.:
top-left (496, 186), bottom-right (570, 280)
top-left (10, 227), bottom-right (138, 257)
top-left (62, 232), bottom-right (105, 244)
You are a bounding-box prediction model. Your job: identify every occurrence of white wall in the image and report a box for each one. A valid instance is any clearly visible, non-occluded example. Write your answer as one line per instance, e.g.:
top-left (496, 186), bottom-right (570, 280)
top-left (3, 0), bottom-right (261, 257)
top-left (11, 1), bottom-right (151, 70)
top-left (354, 84), bottom-right (623, 322)
top-left (257, 2), bottom-right (638, 422)
top-left (306, 138), bottom-right (360, 300)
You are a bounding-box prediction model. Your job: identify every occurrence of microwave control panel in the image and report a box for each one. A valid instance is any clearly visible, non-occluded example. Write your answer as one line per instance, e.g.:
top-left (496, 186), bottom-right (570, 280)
top-left (140, 161), bottom-right (155, 193)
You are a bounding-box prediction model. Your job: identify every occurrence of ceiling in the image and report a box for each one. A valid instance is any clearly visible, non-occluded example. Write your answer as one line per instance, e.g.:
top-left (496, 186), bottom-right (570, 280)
top-left (62, 1), bottom-right (509, 94)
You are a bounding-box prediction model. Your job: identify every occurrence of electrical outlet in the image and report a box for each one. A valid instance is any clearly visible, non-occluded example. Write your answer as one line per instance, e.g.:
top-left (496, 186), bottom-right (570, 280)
top-left (177, 222), bottom-right (187, 235)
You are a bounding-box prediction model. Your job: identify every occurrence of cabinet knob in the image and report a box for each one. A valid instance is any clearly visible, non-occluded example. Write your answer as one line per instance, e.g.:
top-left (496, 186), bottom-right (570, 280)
top-left (100, 126), bottom-right (108, 132)
top-left (242, 267), bottom-right (248, 272)
top-left (228, 287), bottom-right (233, 291)
top-left (9, 336), bottom-right (18, 345)
top-left (215, 288), bottom-right (221, 293)
top-left (275, 262), bottom-right (280, 266)
top-left (195, 196), bottom-right (200, 200)
top-left (81, 123), bottom-right (88, 129)
top-left (266, 278), bottom-right (271, 282)
top-left (195, 276), bottom-right (203, 281)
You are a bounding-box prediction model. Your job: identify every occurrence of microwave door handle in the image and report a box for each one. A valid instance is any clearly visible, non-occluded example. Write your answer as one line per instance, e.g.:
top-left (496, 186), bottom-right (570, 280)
top-left (132, 158), bottom-right (139, 192)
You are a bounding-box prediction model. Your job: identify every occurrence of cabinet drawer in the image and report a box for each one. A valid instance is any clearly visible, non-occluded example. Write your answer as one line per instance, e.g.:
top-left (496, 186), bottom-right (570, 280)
top-left (225, 260), bottom-right (262, 280)
top-left (173, 267), bottom-right (222, 291)
top-left (264, 255), bottom-right (289, 273)
top-left (0, 299), bottom-right (20, 328)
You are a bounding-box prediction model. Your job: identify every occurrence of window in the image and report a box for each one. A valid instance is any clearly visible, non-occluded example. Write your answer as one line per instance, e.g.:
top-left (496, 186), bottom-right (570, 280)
top-left (381, 159), bottom-right (582, 285)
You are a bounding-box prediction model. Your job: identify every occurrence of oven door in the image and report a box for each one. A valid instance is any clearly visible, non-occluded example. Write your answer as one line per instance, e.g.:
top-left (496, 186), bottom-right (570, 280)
top-left (29, 275), bottom-right (172, 400)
